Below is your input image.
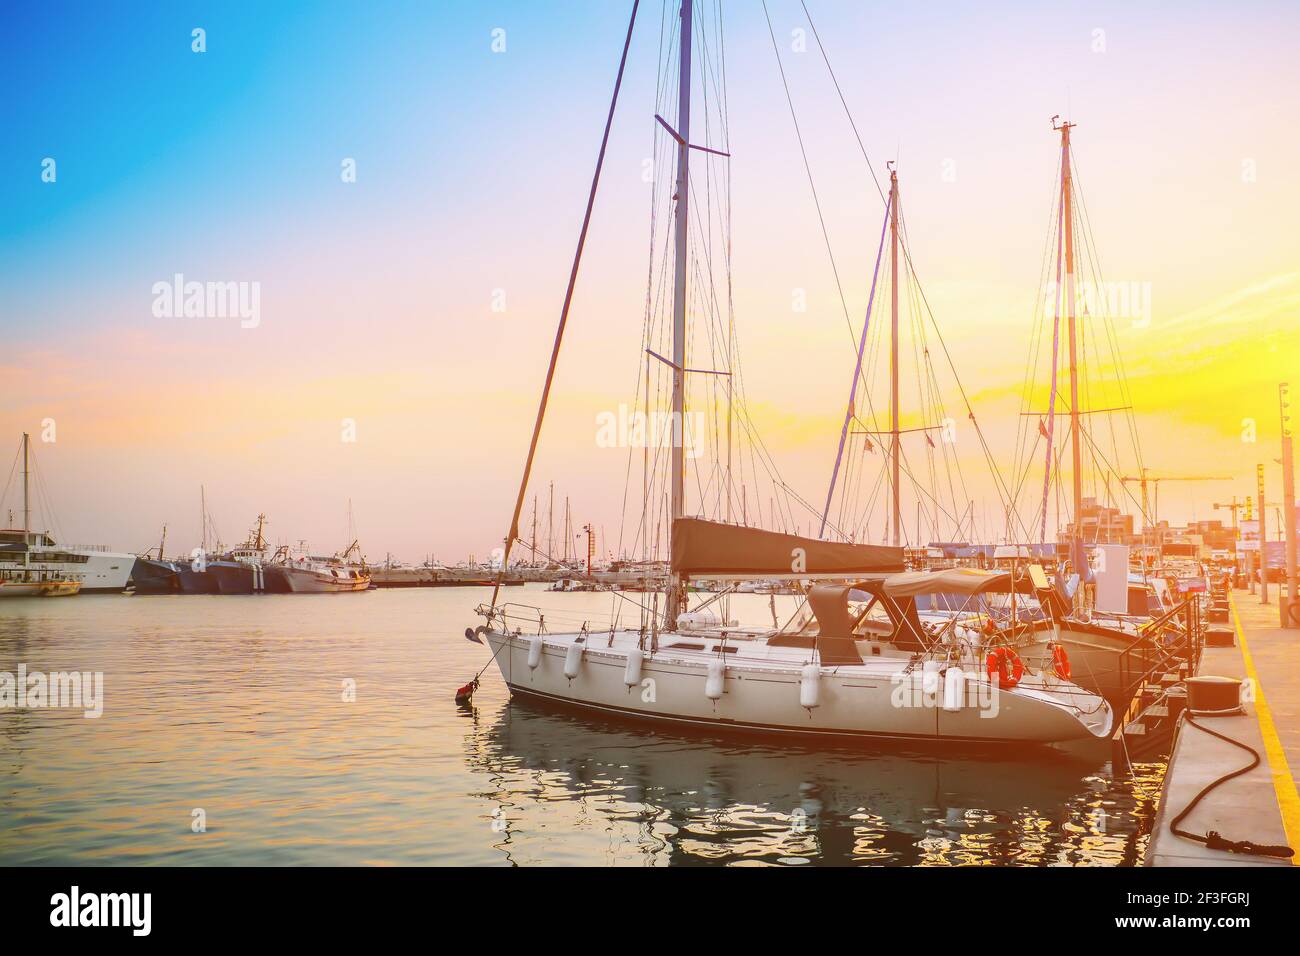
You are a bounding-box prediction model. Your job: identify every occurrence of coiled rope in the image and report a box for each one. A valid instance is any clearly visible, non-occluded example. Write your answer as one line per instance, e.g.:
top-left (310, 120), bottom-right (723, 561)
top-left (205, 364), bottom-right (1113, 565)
top-left (1168, 713), bottom-right (1294, 859)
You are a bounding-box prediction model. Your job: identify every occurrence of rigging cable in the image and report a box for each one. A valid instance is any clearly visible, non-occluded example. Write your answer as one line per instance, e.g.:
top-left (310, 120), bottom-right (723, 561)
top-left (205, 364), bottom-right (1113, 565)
top-left (487, 0), bottom-right (642, 610)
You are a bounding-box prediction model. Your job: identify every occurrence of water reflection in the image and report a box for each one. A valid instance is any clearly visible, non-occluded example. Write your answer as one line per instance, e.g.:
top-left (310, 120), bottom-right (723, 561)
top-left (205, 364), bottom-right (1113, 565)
top-left (465, 697), bottom-right (1161, 866)
top-left (0, 589), bottom-right (1162, 865)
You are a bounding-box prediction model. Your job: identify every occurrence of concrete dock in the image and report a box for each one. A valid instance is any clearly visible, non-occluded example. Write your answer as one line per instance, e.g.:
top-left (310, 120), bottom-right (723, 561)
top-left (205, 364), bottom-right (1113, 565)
top-left (1146, 592), bottom-right (1300, 865)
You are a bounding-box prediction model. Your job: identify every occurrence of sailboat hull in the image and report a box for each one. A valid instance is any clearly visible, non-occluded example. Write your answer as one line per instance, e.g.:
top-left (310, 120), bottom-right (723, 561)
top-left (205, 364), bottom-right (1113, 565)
top-left (1019, 621), bottom-right (1163, 714)
top-left (484, 631), bottom-right (1110, 745)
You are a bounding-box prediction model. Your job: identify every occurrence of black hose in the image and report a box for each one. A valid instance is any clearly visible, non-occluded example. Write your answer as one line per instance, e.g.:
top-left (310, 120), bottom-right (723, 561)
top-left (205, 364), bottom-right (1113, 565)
top-left (1168, 713), bottom-right (1295, 859)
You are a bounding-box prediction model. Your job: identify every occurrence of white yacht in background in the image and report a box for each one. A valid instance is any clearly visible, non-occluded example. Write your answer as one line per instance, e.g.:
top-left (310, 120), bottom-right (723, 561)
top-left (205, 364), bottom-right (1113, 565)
top-left (0, 434), bottom-right (137, 593)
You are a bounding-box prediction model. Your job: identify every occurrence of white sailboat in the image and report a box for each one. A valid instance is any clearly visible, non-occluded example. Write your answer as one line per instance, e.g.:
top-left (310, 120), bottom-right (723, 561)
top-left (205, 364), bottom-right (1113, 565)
top-left (467, 1), bottom-right (1110, 745)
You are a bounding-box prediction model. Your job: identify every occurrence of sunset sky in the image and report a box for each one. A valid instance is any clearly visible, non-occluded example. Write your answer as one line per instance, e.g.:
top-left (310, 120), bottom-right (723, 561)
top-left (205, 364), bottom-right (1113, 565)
top-left (2, 1), bottom-right (1298, 562)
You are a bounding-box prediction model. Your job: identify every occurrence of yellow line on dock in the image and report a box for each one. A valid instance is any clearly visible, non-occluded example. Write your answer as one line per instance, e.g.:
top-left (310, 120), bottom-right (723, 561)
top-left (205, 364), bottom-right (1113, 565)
top-left (1230, 594), bottom-right (1300, 864)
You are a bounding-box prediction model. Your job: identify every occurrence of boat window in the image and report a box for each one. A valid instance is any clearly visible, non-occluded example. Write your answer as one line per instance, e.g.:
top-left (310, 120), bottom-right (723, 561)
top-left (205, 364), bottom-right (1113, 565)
top-left (849, 598), bottom-right (894, 638)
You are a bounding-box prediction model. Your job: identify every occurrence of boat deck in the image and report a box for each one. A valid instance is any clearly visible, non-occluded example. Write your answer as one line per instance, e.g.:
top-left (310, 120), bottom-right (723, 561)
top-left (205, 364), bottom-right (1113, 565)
top-left (1145, 591), bottom-right (1300, 866)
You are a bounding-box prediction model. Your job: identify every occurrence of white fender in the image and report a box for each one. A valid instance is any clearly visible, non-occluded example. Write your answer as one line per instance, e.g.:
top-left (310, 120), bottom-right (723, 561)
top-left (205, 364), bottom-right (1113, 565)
top-left (705, 660), bottom-right (725, 700)
top-left (943, 666), bottom-right (965, 712)
top-left (528, 635), bottom-right (544, 670)
top-left (564, 642), bottom-right (584, 679)
top-left (623, 648), bottom-right (644, 687)
top-left (800, 663), bottom-right (820, 709)
top-left (922, 659), bottom-right (942, 697)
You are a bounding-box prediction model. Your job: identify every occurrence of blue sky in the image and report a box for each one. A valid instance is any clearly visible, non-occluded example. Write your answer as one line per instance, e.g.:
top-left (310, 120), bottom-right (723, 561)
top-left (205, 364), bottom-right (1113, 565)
top-left (2, 2), bottom-right (1298, 556)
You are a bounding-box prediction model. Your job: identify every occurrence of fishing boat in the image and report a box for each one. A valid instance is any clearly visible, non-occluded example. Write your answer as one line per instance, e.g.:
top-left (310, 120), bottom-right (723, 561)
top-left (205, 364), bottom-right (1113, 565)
top-left (172, 487), bottom-right (224, 593)
top-left (131, 558), bottom-right (182, 594)
top-left (264, 553), bottom-right (370, 593)
top-left (131, 525), bottom-right (182, 594)
top-left (174, 558), bottom-right (221, 594)
top-left (467, 1), bottom-right (1109, 746)
top-left (207, 514), bottom-right (271, 594)
top-left (264, 516), bottom-right (371, 593)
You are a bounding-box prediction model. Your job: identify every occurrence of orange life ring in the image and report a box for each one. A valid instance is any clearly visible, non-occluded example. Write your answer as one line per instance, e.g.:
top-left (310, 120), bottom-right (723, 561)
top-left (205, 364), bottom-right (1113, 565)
top-left (985, 646), bottom-right (1024, 689)
top-left (1051, 643), bottom-right (1072, 681)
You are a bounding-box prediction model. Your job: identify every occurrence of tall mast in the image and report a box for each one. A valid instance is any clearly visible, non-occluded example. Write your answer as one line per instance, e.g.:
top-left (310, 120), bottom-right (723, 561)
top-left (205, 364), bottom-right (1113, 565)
top-left (889, 167), bottom-right (901, 547)
top-left (666, 0), bottom-right (694, 627)
top-left (21, 432), bottom-right (30, 546)
top-left (200, 484), bottom-right (207, 553)
top-left (1059, 118), bottom-right (1084, 591)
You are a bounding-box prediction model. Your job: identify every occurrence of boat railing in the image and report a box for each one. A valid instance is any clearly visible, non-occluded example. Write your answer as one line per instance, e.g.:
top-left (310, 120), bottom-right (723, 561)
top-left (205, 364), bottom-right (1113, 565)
top-left (476, 600), bottom-right (630, 637)
top-left (1114, 595), bottom-right (1202, 730)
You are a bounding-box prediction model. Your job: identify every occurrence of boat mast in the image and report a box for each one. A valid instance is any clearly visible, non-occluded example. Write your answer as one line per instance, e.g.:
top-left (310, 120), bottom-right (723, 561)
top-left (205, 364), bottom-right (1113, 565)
top-left (665, 0), bottom-right (694, 628)
top-left (889, 166), bottom-right (901, 548)
top-left (1058, 118), bottom-right (1084, 600)
top-left (21, 432), bottom-right (30, 546)
top-left (200, 484), bottom-right (207, 554)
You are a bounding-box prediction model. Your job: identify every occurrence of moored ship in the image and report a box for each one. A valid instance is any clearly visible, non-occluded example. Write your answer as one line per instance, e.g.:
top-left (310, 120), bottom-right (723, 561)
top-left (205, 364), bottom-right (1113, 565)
top-left (206, 515), bottom-right (271, 594)
top-left (0, 434), bottom-right (136, 593)
top-left (264, 555), bottom-right (370, 593)
top-left (0, 566), bottom-right (82, 597)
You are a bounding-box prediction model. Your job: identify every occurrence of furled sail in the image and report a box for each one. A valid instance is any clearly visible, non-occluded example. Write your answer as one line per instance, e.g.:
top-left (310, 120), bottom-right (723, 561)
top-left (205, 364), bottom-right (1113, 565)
top-left (671, 518), bottom-right (905, 578)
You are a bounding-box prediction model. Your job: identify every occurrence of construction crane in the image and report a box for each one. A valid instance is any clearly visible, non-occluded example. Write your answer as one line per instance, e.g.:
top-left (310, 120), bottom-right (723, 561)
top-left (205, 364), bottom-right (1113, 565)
top-left (1213, 496), bottom-right (1245, 534)
top-left (1120, 469), bottom-right (1233, 551)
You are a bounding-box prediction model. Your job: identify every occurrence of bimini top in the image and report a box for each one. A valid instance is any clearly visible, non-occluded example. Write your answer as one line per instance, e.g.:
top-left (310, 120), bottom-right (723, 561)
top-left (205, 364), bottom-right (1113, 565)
top-left (671, 518), bottom-right (904, 578)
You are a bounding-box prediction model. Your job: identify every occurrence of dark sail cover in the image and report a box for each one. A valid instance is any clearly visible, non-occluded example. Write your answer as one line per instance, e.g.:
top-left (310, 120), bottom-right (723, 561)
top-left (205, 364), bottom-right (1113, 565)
top-left (670, 518), bottom-right (905, 577)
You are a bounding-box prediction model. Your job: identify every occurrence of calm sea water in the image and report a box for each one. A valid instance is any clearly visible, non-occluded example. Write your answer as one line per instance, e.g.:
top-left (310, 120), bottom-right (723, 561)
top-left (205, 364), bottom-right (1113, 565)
top-left (0, 585), bottom-right (1162, 866)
